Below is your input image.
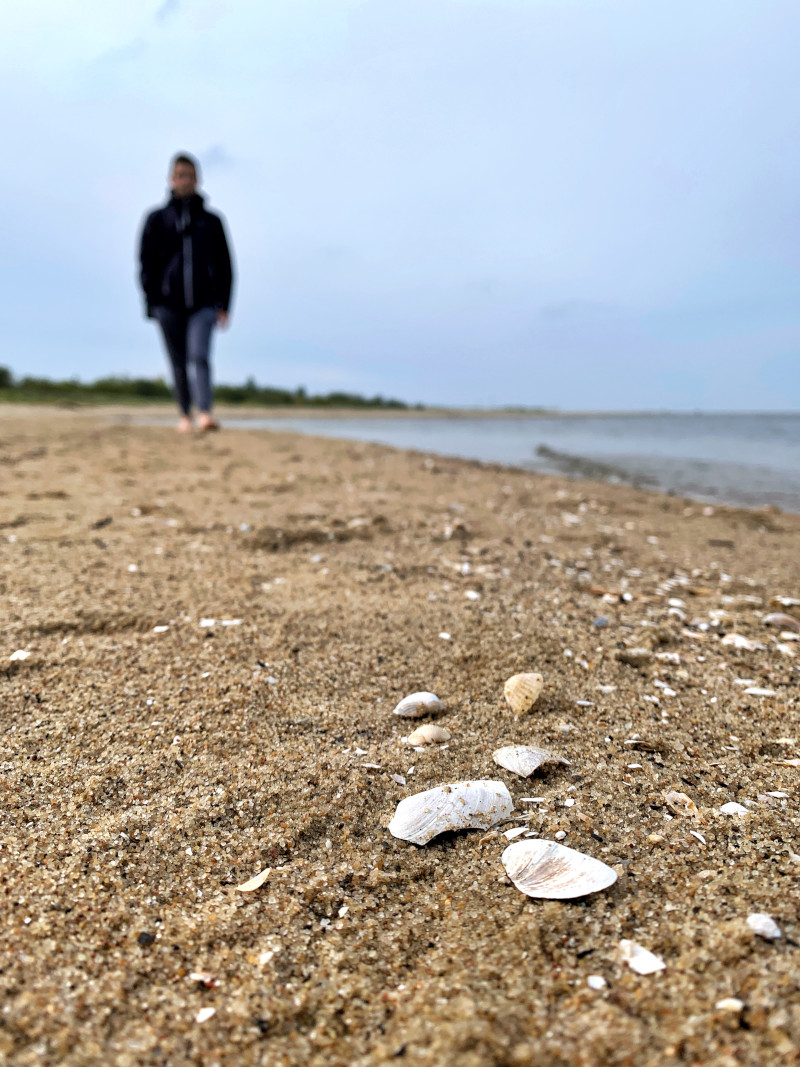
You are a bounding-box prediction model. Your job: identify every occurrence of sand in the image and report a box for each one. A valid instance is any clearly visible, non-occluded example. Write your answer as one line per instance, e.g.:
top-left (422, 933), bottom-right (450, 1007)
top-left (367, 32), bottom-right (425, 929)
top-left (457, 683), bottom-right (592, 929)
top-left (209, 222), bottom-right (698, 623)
top-left (1, 405), bottom-right (799, 1066)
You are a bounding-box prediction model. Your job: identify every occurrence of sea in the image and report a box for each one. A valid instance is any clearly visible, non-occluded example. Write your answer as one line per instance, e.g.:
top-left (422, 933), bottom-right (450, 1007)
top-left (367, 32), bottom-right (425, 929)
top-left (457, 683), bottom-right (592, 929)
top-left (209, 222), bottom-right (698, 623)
top-left (218, 411), bottom-right (800, 513)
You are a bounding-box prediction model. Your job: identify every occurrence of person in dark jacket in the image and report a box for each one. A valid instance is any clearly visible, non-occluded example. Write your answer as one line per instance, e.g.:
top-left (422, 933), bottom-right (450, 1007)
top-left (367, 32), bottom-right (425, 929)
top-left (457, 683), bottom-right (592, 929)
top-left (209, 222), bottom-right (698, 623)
top-left (139, 152), bottom-right (234, 432)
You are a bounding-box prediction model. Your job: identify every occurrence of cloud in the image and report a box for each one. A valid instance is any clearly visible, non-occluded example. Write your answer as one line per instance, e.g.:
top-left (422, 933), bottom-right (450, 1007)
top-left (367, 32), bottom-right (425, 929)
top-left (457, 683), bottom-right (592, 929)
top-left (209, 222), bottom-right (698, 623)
top-left (156, 0), bottom-right (180, 22)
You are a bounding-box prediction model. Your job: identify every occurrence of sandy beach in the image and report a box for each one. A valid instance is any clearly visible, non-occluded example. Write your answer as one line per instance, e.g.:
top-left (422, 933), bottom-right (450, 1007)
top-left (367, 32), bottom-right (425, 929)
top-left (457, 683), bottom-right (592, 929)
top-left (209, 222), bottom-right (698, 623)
top-left (1, 405), bottom-right (799, 1066)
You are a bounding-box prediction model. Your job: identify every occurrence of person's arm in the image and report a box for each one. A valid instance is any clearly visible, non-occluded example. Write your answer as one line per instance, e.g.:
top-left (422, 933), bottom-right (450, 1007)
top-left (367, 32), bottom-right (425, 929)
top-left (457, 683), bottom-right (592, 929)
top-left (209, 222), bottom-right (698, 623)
top-left (214, 216), bottom-right (234, 324)
top-left (138, 213), bottom-right (159, 317)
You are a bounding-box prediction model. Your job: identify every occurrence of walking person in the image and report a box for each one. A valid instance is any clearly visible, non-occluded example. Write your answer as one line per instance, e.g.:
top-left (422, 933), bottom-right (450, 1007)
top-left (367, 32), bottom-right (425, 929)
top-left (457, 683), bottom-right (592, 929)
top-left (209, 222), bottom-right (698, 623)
top-left (138, 152), bottom-right (234, 432)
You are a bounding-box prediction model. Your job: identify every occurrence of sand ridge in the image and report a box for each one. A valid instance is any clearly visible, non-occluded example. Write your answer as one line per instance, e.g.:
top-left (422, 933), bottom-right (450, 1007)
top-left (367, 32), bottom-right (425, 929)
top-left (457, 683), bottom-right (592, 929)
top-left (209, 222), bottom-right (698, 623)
top-left (1, 408), bottom-right (798, 1065)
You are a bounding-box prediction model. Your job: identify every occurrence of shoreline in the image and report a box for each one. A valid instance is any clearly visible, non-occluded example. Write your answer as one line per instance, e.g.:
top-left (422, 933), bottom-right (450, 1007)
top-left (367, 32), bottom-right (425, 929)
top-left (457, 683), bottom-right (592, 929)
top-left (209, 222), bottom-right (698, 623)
top-left (1, 407), bottom-right (799, 1064)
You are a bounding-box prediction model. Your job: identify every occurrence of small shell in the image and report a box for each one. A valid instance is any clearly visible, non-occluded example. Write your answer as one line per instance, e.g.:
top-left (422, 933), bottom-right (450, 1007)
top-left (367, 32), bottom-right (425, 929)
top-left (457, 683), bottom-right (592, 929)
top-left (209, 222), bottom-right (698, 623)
top-left (388, 780), bottom-right (513, 846)
top-left (664, 790), bottom-right (699, 819)
top-left (236, 866), bottom-right (271, 892)
top-left (501, 839), bottom-right (617, 899)
top-left (503, 673), bottom-right (544, 715)
top-left (406, 724), bottom-right (451, 745)
top-left (747, 913), bottom-right (782, 940)
top-left (493, 745), bottom-right (570, 778)
top-left (763, 612), bottom-right (800, 633)
top-left (616, 647), bottom-right (653, 667)
top-left (719, 802), bottom-right (749, 816)
top-left (619, 939), bottom-right (666, 975)
top-left (392, 691), bottom-right (442, 718)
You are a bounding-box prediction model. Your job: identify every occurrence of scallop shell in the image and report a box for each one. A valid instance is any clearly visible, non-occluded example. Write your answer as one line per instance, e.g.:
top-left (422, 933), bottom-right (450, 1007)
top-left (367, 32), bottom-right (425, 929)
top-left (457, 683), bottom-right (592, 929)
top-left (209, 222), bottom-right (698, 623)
top-left (502, 839), bottom-right (617, 899)
top-left (493, 745), bottom-right (570, 778)
top-left (392, 691), bottom-right (442, 718)
top-left (388, 780), bottom-right (513, 846)
top-left (503, 673), bottom-right (544, 715)
top-left (406, 724), bottom-right (451, 745)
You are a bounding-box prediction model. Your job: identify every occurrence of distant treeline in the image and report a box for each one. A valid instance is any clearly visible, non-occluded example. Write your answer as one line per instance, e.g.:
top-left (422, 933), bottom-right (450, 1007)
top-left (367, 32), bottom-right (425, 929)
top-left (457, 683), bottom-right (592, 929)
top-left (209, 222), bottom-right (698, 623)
top-left (0, 366), bottom-right (412, 409)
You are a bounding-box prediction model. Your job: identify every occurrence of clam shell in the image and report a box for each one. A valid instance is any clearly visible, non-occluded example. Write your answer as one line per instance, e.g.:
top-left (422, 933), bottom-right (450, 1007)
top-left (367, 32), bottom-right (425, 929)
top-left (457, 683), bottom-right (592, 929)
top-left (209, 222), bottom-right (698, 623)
top-left (406, 724), bottom-right (451, 745)
top-left (501, 839), bottom-right (617, 899)
top-left (493, 745), bottom-right (570, 778)
top-left (503, 673), bottom-right (544, 715)
top-left (388, 780), bottom-right (513, 846)
top-left (392, 691), bottom-right (442, 718)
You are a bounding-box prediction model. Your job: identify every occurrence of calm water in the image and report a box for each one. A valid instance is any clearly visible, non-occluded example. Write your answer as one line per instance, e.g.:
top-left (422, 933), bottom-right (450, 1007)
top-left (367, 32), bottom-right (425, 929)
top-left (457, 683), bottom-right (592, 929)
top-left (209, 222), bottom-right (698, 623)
top-left (223, 412), bottom-right (800, 512)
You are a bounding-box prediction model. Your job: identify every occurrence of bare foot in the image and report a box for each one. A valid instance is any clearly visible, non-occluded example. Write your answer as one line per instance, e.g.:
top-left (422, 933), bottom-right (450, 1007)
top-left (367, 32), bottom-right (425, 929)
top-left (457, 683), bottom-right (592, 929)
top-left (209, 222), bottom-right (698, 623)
top-left (197, 414), bottom-right (220, 432)
top-left (177, 416), bottom-right (193, 433)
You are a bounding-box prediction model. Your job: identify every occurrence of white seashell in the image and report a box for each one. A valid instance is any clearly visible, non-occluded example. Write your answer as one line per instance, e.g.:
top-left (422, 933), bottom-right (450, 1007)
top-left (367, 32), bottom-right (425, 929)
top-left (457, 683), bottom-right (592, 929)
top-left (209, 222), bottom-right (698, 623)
top-left (195, 1007), bottom-right (216, 1024)
top-left (9, 650), bottom-right (31, 661)
top-left (392, 691), bottom-right (442, 718)
top-left (388, 780), bottom-right (513, 846)
top-left (152, 625), bottom-right (169, 633)
top-left (743, 687), bottom-right (776, 697)
top-left (501, 839), bottom-right (617, 899)
top-left (763, 612), bottom-right (800, 633)
top-left (406, 724), bottom-right (451, 745)
top-left (236, 866), bottom-right (271, 892)
top-left (587, 975), bottom-right (607, 990)
top-left (503, 673), bottom-right (544, 715)
top-left (747, 913), bottom-right (782, 940)
top-left (502, 826), bottom-right (527, 841)
top-left (715, 997), bottom-right (744, 1013)
top-left (619, 939), bottom-right (666, 975)
top-left (721, 633), bottom-right (764, 651)
top-left (719, 802), bottom-right (749, 816)
top-left (492, 745), bottom-right (570, 778)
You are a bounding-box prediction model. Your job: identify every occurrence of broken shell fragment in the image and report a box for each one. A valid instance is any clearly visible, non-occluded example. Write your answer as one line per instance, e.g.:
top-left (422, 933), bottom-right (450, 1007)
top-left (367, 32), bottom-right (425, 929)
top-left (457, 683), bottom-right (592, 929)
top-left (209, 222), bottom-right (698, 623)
top-left (664, 790), bottom-right (699, 819)
top-left (388, 780), bottom-right (513, 846)
top-left (501, 839), bottom-right (617, 899)
top-left (616, 647), bottom-right (653, 667)
top-left (747, 913), bottom-right (782, 940)
top-left (392, 691), bottom-right (442, 718)
top-left (719, 802), bottom-right (749, 816)
top-left (492, 745), bottom-right (570, 778)
top-left (619, 939), bottom-right (666, 975)
top-left (503, 673), bottom-right (544, 715)
top-left (236, 867), bottom-right (271, 892)
top-left (406, 724), bottom-right (451, 745)
top-left (763, 612), bottom-right (800, 633)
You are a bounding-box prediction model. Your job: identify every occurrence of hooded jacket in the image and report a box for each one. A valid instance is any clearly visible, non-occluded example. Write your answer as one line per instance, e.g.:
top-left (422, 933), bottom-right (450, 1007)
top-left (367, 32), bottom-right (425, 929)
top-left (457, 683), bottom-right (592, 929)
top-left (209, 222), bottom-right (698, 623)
top-left (138, 193), bottom-right (233, 316)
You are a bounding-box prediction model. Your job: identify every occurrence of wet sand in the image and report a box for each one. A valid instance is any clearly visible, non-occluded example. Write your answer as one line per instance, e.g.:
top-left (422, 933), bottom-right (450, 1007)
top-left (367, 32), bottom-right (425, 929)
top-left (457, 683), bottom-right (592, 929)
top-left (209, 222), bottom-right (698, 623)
top-left (1, 406), bottom-right (799, 1065)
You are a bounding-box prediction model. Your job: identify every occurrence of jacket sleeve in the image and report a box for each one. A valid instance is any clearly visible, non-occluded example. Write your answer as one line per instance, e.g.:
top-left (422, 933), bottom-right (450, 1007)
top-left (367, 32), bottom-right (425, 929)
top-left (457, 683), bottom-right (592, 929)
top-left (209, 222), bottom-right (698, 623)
top-left (214, 216), bottom-right (234, 313)
top-left (138, 213), bottom-right (159, 317)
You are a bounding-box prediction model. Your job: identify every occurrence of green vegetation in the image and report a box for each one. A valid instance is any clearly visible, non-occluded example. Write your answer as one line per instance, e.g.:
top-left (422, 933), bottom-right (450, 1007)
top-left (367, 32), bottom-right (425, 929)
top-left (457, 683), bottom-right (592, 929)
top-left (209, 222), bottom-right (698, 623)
top-left (0, 368), bottom-right (411, 409)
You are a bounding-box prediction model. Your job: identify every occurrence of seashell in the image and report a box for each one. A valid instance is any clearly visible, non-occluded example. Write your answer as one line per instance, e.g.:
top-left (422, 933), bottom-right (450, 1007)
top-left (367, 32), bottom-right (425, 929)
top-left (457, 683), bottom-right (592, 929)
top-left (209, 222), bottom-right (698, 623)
top-left (719, 802), bottom-right (749, 816)
top-left (715, 997), bottom-right (744, 1013)
top-left (747, 913), bottom-right (781, 939)
top-left (587, 975), bottom-right (607, 990)
top-left (236, 866), bottom-right (272, 892)
top-left (9, 650), bottom-right (31, 662)
top-left (664, 790), bottom-right (699, 819)
top-left (388, 780), bottom-right (513, 845)
top-left (195, 1007), bottom-right (216, 1024)
top-left (743, 687), bottom-right (776, 697)
top-left (392, 691), bottom-right (442, 718)
top-left (721, 633), bottom-right (764, 651)
top-left (493, 745), bottom-right (570, 778)
top-left (503, 673), bottom-right (544, 715)
top-left (501, 839), bottom-right (617, 899)
top-left (763, 612), bottom-right (800, 633)
top-left (616, 647), bottom-right (653, 667)
top-left (619, 939), bottom-right (666, 975)
top-left (406, 724), bottom-right (451, 745)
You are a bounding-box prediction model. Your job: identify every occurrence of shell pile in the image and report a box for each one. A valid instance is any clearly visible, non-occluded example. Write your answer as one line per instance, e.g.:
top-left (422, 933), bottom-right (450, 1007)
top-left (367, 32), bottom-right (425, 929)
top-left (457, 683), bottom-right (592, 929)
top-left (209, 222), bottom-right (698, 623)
top-left (406, 724), bottom-right (451, 746)
top-left (493, 744), bottom-right (570, 778)
top-left (392, 691), bottom-right (442, 718)
top-left (501, 839), bottom-right (617, 899)
top-left (503, 673), bottom-right (544, 715)
top-left (388, 780), bottom-right (513, 846)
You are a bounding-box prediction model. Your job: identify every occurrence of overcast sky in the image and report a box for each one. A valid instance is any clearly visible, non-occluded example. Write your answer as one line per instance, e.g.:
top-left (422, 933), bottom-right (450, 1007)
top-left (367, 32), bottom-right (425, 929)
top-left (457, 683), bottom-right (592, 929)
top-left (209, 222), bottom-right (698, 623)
top-left (2, 0), bottom-right (799, 409)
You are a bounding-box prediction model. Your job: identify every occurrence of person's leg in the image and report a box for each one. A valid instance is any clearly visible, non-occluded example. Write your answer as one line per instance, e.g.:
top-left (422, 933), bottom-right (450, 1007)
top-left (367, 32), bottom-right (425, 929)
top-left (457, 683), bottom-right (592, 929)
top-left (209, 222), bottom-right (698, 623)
top-left (186, 307), bottom-right (219, 430)
top-left (152, 307), bottom-right (192, 430)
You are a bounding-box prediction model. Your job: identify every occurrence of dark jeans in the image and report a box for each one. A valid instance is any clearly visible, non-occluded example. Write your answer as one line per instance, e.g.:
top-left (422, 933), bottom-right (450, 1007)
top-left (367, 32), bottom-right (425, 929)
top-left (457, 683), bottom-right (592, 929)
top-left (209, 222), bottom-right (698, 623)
top-left (152, 306), bottom-right (217, 415)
